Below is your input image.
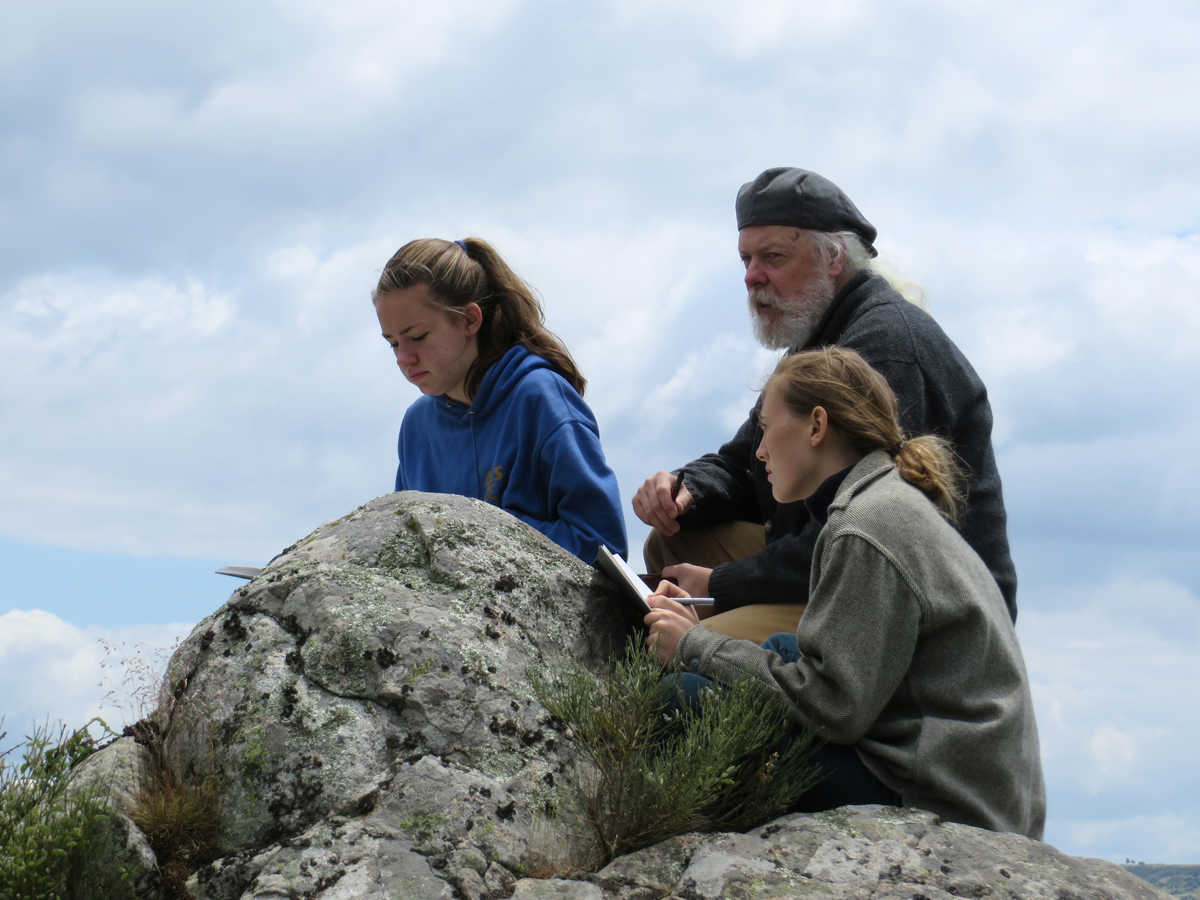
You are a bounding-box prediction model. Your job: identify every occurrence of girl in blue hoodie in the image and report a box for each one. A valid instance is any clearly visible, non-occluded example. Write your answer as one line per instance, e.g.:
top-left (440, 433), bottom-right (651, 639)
top-left (372, 237), bottom-right (627, 564)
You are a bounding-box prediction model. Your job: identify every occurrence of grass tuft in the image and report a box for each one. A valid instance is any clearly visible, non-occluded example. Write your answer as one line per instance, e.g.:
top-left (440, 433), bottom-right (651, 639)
top-left (130, 762), bottom-right (221, 867)
top-left (102, 638), bottom-right (224, 899)
top-left (127, 699), bottom-right (223, 899)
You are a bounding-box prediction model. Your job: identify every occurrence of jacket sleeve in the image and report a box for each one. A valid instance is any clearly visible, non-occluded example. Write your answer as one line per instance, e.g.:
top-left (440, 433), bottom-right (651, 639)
top-left (678, 532), bottom-right (921, 743)
top-left (681, 398), bottom-right (816, 611)
top-left (706, 524), bottom-right (819, 611)
top-left (675, 404), bottom-right (765, 528)
top-left (504, 419), bottom-right (629, 564)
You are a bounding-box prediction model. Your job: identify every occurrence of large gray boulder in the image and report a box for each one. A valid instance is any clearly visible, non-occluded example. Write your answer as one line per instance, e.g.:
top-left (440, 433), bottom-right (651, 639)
top-left (81, 491), bottom-right (1169, 900)
top-left (164, 491), bottom-right (633, 897)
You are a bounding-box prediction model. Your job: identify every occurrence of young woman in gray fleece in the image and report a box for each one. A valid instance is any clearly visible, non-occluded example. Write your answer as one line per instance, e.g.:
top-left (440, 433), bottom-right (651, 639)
top-left (644, 347), bottom-right (1045, 839)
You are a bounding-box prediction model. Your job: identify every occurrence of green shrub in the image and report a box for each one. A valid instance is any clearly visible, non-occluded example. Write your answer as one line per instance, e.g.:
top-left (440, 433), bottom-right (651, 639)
top-left (532, 639), bottom-right (820, 866)
top-left (0, 719), bottom-right (140, 900)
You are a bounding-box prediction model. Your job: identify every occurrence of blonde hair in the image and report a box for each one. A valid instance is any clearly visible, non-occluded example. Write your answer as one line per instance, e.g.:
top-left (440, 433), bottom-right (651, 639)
top-left (373, 237), bottom-right (586, 400)
top-left (764, 347), bottom-right (965, 523)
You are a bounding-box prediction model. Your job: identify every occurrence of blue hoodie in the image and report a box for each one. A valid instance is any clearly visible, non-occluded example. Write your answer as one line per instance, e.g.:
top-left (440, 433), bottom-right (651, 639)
top-left (395, 345), bottom-right (628, 563)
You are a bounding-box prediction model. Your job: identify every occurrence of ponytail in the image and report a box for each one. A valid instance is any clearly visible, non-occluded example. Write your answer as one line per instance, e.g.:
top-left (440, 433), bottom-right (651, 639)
top-left (765, 348), bottom-right (966, 523)
top-left (373, 237), bottom-right (587, 401)
top-left (892, 436), bottom-right (966, 526)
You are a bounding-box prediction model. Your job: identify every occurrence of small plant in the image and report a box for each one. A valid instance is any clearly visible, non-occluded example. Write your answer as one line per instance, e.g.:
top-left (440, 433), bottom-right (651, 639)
top-left (531, 639), bottom-right (820, 867)
top-left (129, 718), bottom-right (221, 899)
top-left (0, 718), bottom-right (140, 900)
top-left (100, 638), bottom-right (223, 899)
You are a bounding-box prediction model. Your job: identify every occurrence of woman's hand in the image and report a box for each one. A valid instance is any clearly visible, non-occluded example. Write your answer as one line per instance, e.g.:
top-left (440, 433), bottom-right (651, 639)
top-left (644, 584), bottom-right (701, 665)
top-left (660, 564), bottom-right (714, 616)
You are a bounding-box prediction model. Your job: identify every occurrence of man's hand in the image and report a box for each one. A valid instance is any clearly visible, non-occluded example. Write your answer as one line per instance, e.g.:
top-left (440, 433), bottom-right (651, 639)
top-left (663, 563), bottom-right (711, 599)
top-left (633, 471), bottom-right (692, 535)
top-left (644, 588), bottom-right (700, 665)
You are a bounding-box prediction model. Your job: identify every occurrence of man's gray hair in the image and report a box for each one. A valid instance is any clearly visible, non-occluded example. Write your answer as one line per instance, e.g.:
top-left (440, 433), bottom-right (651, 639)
top-left (809, 231), bottom-right (929, 311)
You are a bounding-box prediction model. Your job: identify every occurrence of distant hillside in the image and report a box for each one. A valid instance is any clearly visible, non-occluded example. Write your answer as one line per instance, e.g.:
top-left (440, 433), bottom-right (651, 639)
top-left (1125, 865), bottom-right (1200, 899)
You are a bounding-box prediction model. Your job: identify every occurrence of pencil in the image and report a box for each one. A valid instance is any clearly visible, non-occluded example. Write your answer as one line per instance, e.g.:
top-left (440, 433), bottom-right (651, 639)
top-left (672, 468), bottom-right (687, 501)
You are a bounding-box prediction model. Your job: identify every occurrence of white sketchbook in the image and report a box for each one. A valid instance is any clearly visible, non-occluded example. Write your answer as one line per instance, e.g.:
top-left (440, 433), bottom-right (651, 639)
top-left (595, 546), bottom-right (654, 616)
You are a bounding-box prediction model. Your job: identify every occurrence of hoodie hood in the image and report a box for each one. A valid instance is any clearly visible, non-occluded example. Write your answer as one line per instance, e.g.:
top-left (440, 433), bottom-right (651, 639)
top-left (435, 345), bottom-right (558, 419)
top-left (471, 345), bottom-right (558, 415)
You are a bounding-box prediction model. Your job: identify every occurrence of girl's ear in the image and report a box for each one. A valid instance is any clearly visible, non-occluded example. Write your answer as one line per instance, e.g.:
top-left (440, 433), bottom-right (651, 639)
top-left (461, 302), bottom-right (484, 336)
top-left (810, 406), bottom-right (831, 446)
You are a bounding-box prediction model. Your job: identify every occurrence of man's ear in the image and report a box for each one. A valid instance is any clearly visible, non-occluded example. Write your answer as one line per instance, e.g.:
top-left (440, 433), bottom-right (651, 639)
top-left (827, 237), bottom-right (847, 279)
top-left (810, 406), bottom-right (830, 446)
top-left (462, 302), bottom-right (484, 336)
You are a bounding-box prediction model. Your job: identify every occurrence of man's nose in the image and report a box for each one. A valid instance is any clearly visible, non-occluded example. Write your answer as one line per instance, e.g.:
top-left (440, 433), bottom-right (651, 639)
top-left (744, 260), bottom-right (766, 289)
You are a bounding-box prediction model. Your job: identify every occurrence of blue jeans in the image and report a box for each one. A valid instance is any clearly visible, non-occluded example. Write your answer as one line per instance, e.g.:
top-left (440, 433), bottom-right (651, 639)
top-left (662, 632), bottom-right (902, 812)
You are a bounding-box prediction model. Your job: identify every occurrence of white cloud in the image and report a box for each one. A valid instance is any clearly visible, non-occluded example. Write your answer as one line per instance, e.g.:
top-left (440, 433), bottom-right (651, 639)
top-left (1085, 233), bottom-right (1200, 360)
top-left (5, 271), bottom-right (232, 340)
top-left (0, 254), bottom-right (400, 558)
top-left (0, 609), bottom-right (192, 736)
top-left (969, 304), bottom-right (1076, 377)
top-left (1088, 724), bottom-right (1140, 781)
top-left (1018, 575), bottom-right (1200, 859)
top-left (613, 0), bottom-right (871, 56)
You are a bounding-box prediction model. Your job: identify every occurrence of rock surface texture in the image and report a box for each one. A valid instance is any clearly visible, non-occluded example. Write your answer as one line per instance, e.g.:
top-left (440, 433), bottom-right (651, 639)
top-left (168, 491), bottom-right (632, 899)
top-left (512, 806), bottom-right (1170, 900)
top-left (82, 491), bottom-right (1170, 900)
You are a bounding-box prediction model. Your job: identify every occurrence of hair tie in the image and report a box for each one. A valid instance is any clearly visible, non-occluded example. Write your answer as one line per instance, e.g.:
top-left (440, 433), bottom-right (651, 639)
top-left (897, 439), bottom-right (907, 452)
top-left (454, 239), bottom-right (468, 253)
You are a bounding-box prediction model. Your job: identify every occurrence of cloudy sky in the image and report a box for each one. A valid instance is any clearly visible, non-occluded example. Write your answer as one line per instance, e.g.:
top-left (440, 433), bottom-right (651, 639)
top-left (2, 0), bottom-right (1198, 864)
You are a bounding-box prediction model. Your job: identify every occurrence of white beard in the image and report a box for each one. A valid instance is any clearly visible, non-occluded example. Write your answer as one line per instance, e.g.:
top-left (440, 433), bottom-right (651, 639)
top-left (748, 277), bottom-right (838, 350)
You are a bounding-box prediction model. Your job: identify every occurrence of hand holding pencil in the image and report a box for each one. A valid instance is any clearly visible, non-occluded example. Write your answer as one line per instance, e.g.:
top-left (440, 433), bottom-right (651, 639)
top-left (632, 467), bottom-right (692, 535)
top-left (645, 581), bottom-right (701, 664)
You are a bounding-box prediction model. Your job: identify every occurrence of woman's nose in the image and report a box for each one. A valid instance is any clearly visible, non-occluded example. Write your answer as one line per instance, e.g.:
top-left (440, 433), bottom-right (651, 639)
top-left (395, 348), bottom-right (417, 367)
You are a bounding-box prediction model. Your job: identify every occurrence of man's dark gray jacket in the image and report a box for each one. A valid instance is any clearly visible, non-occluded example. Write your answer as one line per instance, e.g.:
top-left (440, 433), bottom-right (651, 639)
top-left (681, 269), bottom-right (1019, 620)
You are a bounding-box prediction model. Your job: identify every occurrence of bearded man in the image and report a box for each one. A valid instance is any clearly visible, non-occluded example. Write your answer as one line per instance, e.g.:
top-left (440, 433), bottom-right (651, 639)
top-left (633, 167), bottom-right (1017, 641)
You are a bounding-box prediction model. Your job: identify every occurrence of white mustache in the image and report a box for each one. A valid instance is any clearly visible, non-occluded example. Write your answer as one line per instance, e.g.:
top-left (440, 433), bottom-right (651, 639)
top-left (748, 286), bottom-right (786, 311)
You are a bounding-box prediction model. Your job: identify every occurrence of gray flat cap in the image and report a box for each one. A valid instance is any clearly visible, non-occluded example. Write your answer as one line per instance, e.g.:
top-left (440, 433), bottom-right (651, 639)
top-left (736, 167), bottom-right (878, 257)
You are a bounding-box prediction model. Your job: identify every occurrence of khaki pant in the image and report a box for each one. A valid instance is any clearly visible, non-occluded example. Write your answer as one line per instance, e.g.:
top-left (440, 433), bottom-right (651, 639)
top-left (644, 523), bottom-right (807, 644)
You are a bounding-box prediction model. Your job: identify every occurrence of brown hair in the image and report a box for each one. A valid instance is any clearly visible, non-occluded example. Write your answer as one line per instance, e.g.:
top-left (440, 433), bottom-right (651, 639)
top-left (763, 347), bottom-right (966, 523)
top-left (372, 237), bottom-right (586, 400)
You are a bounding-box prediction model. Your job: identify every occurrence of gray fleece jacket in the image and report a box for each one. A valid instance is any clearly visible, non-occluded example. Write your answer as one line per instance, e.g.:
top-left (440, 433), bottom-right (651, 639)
top-left (676, 451), bottom-right (1045, 838)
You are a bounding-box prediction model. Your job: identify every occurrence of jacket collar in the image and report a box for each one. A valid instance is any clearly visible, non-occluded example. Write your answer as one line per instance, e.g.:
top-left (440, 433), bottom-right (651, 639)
top-left (799, 268), bottom-right (876, 352)
top-left (828, 449), bottom-right (895, 513)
